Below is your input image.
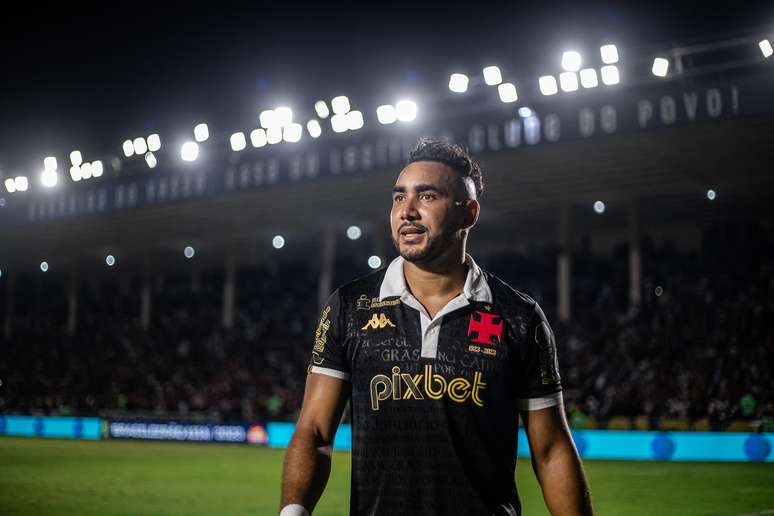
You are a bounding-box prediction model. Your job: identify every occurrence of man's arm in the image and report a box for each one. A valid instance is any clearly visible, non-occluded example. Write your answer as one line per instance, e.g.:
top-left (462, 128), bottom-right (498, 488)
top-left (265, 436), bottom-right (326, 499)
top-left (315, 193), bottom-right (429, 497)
top-left (280, 372), bottom-right (350, 515)
top-left (520, 404), bottom-right (593, 516)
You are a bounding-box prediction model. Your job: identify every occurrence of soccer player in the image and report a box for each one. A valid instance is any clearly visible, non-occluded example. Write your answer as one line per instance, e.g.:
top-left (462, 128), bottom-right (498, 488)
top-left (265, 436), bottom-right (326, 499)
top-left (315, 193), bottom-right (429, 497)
top-left (280, 139), bottom-right (593, 515)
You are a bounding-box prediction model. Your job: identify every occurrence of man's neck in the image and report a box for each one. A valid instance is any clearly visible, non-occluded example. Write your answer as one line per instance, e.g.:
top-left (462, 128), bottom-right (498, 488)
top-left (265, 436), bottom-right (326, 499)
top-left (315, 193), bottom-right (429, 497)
top-left (402, 248), bottom-right (468, 302)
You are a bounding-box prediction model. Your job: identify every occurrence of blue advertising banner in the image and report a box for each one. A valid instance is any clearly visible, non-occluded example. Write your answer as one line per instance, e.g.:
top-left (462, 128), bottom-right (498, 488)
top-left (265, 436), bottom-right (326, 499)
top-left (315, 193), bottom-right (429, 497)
top-left (107, 419), bottom-right (268, 445)
top-left (0, 415), bottom-right (101, 440)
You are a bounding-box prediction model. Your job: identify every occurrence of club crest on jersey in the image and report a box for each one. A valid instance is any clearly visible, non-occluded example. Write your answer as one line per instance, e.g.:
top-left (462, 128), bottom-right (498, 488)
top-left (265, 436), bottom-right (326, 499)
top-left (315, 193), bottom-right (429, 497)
top-left (468, 311), bottom-right (503, 346)
top-left (362, 313), bottom-right (396, 330)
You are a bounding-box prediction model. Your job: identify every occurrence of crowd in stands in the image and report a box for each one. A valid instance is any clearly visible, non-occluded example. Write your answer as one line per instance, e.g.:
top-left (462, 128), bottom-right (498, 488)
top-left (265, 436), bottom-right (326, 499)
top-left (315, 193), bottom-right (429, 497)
top-left (1, 220), bottom-right (772, 431)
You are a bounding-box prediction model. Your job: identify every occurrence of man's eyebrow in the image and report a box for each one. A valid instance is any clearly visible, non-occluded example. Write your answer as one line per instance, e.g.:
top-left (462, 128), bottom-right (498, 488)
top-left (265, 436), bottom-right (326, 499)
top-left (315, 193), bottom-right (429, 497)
top-left (391, 184), bottom-right (449, 195)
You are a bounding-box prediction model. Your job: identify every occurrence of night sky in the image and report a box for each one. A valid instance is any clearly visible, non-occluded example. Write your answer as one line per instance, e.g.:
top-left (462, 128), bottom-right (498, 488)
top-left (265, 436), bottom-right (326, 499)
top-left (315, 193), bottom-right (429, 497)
top-left (1, 1), bottom-right (771, 173)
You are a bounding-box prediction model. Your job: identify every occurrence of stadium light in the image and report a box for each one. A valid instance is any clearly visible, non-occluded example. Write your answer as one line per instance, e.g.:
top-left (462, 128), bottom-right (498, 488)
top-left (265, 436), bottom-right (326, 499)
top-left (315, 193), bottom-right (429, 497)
top-left (600, 65), bottom-right (620, 85)
top-left (448, 73), bottom-right (469, 93)
top-left (260, 110), bottom-right (277, 128)
top-left (561, 51), bottom-right (582, 72)
top-left (147, 133), bottom-right (161, 152)
top-left (283, 123), bottom-right (303, 143)
top-left (652, 57), bottom-right (669, 77)
top-left (4, 178), bottom-right (15, 193)
top-left (184, 246), bottom-right (195, 259)
top-left (275, 106), bottom-right (293, 126)
top-left (133, 137), bottom-right (148, 155)
top-left (376, 104), bottom-right (397, 125)
top-left (230, 132), bottom-right (247, 151)
top-left (272, 235), bottom-right (285, 249)
top-left (368, 255), bottom-right (382, 269)
top-left (331, 96), bottom-right (351, 115)
top-left (579, 68), bottom-right (599, 88)
top-left (758, 39), bottom-right (773, 58)
top-left (654, 286), bottom-right (664, 297)
top-left (14, 176), bottom-right (28, 191)
top-left (266, 126), bottom-right (282, 144)
top-left (518, 107), bottom-right (533, 118)
top-left (346, 225), bottom-right (362, 240)
top-left (346, 110), bottom-right (364, 131)
top-left (538, 75), bottom-right (558, 96)
top-left (122, 139), bottom-right (134, 157)
top-left (559, 72), bottom-right (579, 92)
top-left (250, 128), bottom-right (268, 147)
top-left (395, 100), bottom-right (417, 122)
top-left (70, 150), bottom-right (83, 166)
top-left (482, 65), bottom-right (502, 86)
top-left (306, 119), bottom-right (322, 138)
top-left (41, 169), bottom-right (58, 188)
top-left (181, 141), bottom-right (199, 162)
top-left (40, 261), bottom-right (49, 272)
top-left (497, 82), bottom-right (518, 103)
top-left (593, 200), bottom-right (606, 214)
top-left (81, 162), bottom-right (93, 180)
top-left (194, 123), bottom-right (209, 142)
top-left (331, 113), bottom-right (348, 133)
top-left (69, 165), bottom-right (82, 181)
top-left (106, 255), bottom-right (116, 267)
top-left (44, 156), bottom-right (57, 172)
top-left (707, 189), bottom-right (717, 200)
top-left (92, 160), bottom-right (103, 177)
top-left (600, 44), bottom-right (619, 64)
top-left (314, 100), bottom-right (330, 119)
top-left (145, 152), bottom-right (157, 169)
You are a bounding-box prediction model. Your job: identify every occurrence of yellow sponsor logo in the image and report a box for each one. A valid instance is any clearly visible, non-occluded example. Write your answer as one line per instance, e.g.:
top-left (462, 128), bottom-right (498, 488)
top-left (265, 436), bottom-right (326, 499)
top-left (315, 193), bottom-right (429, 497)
top-left (369, 364), bottom-right (486, 410)
top-left (313, 306), bottom-right (331, 352)
top-left (361, 313), bottom-right (395, 330)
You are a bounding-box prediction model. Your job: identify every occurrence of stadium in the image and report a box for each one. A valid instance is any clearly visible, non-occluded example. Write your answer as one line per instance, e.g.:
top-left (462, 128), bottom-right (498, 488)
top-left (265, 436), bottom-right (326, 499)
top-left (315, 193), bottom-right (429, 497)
top-left (1, 3), bottom-right (772, 515)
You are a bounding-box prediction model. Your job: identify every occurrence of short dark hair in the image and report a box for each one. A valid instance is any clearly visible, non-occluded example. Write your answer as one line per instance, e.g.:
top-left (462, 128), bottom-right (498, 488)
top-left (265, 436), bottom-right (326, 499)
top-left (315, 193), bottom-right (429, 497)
top-left (407, 138), bottom-right (484, 199)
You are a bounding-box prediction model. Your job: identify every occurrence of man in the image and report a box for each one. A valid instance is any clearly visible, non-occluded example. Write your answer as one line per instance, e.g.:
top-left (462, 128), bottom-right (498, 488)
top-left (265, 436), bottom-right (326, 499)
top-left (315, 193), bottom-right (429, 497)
top-left (280, 139), bottom-right (593, 515)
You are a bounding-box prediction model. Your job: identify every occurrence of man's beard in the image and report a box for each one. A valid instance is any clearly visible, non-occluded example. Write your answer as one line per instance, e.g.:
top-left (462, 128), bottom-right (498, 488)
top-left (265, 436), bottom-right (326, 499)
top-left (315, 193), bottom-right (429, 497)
top-left (392, 219), bottom-right (459, 265)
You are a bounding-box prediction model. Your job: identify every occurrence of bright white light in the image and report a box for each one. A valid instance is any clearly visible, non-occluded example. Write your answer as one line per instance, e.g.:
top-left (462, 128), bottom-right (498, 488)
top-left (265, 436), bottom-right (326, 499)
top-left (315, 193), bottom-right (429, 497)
top-left (559, 71), bottom-right (579, 92)
top-left (194, 123), bottom-right (209, 142)
top-left (760, 39), bottom-right (774, 58)
top-left (272, 235), bottom-right (285, 249)
top-left (652, 57), bottom-right (669, 77)
top-left (331, 96), bottom-right (350, 115)
top-left (518, 107), bottom-right (533, 118)
top-left (315, 100), bottom-right (330, 119)
top-left (275, 107), bottom-right (293, 126)
top-left (184, 246), bottom-right (195, 259)
top-left (538, 75), bottom-right (558, 96)
top-left (497, 82), bottom-right (518, 103)
top-left (346, 110), bottom-right (364, 130)
top-left (4, 178), bottom-right (15, 193)
top-left (283, 123), bottom-right (303, 143)
top-left (44, 156), bottom-right (57, 172)
top-left (448, 73), bottom-right (469, 93)
top-left (181, 141), bottom-right (199, 162)
top-left (600, 44), bottom-right (619, 64)
top-left (266, 126), bottom-right (283, 144)
top-left (346, 225), bottom-right (362, 240)
top-left (482, 65), bottom-right (502, 86)
top-left (81, 162), bottom-right (93, 180)
top-left (600, 65), bottom-right (620, 85)
top-left (260, 110), bottom-right (277, 128)
top-left (250, 128), bottom-right (268, 147)
top-left (41, 170), bottom-right (58, 188)
top-left (40, 261), bottom-right (49, 272)
top-left (70, 166), bottom-right (82, 181)
top-left (331, 114), bottom-right (348, 133)
top-left (376, 104), bottom-right (397, 125)
top-left (707, 189), bottom-right (716, 200)
top-left (593, 201), bottom-right (606, 214)
top-left (106, 255), bottom-right (116, 267)
top-left (395, 100), bottom-right (417, 122)
top-left (145, 152), bottom-right (157, 169)
top-left (70, 150), bottom-right (83, 166)
top-left (306, 119), bottom-right (322, 138)
top-left (230, 132), bottom-right (247, 151)
top-left (122, 139), bottom-right (134, 157)
top-left (147, 133), bottom-right (161, 151)
top-left (92, 160), bottom-right (103, 177)
top-left (368, 255), bottom-right (382, 269)
top-left (133, 137), bottom-right (147, 155)
top-left (579, 68), bottom-right (599, 88)
top-left (15, 176), bottom-right (28, 191)
top-left (561, 51), bottom-right (582, 72)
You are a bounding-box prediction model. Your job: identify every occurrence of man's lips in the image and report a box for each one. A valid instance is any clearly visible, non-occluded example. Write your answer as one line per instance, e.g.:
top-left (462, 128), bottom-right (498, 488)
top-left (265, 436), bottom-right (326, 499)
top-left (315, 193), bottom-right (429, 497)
top-left (399, 225), bottom-right (426, 236)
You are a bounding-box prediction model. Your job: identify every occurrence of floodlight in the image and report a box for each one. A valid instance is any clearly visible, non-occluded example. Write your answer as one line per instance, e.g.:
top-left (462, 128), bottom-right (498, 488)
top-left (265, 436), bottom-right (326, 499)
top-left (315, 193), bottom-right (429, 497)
top-left (561, 51), bottom-right (582, 72)
top-left (518, 107), bottom-right (533, 118)
top-left (106, 255), bottom-right (116, 267)
top-left (331, 95), bottom-right (351, 115)
top-left (331, 114), bottom-right (348, 133)
top-left (707, 189), bottom-right (717, 200)
top-left (376, 104), bottom-right (397, 125)
top-left (275, 106), bottom-right (293, 126)
top-left (652, 57), bottom-right (669, 77)
top-left (559, 71), bottom-right (579, 92)
top-left (44, 156), bottom-right (57, 171)
top-left (272, 235), bottom-right (285, 249)
top-left (579, 68), bottom-right (599, 88)
top-left (145, 152), bottom-right (157, 169)
top-left (346, 225), bottom-right (362, 240)
top-left (92, 160), bottom-right (103, 177)
top-left (600, 65), bottom-right (620, 85)
top-left (368, 255), bottom-right (382, 269)
top-left (181, 141), bottom-right (199, 162)
top-left (314, 100), bottom-right (330, 118)
top-left (482, 65), bottom-right (502, 86)
top-left (147, 133), bottom-right (161, 151)
top-left (593, 201), bottom-right (605, 214)
top-left (448, 73), bottom-right (469, 93)
top-left (538, 75), bottom-right (558, 96)
top-left (40, 261), bottom-right (49, 272)
top-left (230, 132), bottom-right (247, 151)
top-left (81, 162), bottom-right (93, 179)
top-left (194, 123), bottom-right (209, 142)
top-left (70, 150), bottom-right (83, 166)
top-left (306, 119), bottom-right (322, 138)
top-left (41, 170), bottom-right (58, 188)
top-left (346, 110), bottom-right (364, 130)
top-left (497, 82), bottom-right (518, 103)
top-left (600, 44), bottom-right (619, 64)
top-left (184, 246), bottom-right (195, 258)
top-left (4, 178), bottom-right (15, 193)
top-left (122, 139), bottom-right (134, 157)
top-left (15, 176), bottom-right (28, 191)
top-left (133, 137), bottom-right (147, 155)
top-left (282, 123), bottom-right (303, 142)
top-left (395, 100), bottom-right (417, 122)
top-left (760, 39), bottom-right (773, 58)
top-left (250, 128), bottom-right (268, 147)
top-left (266, 126), bottom-right (282, 144)
top-left (260, 110), bottom-right (277, 128)
top-left (70, 166), bottom-right (82, 181)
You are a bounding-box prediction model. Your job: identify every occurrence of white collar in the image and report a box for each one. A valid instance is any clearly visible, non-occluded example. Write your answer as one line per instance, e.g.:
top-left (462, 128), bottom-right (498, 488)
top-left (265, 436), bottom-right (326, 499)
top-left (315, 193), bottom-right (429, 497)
top-left (378, 253), bottom-right (493, 303)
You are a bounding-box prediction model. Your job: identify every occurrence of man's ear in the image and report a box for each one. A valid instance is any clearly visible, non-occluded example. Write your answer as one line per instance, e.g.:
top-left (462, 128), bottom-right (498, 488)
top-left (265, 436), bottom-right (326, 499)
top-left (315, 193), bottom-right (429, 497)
top-left (461, 199), bottom-right (480, 230)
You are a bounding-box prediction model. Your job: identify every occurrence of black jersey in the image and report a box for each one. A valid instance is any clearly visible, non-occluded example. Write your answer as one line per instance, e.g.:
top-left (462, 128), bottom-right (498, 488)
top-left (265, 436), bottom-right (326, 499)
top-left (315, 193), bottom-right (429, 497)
top-left (309, 254), bottom-right (562, 516)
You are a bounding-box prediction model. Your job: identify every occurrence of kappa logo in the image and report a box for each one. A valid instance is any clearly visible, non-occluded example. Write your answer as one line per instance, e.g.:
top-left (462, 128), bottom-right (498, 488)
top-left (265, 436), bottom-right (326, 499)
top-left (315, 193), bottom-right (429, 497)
top-left (361, 313), bottom-right (396, 330)
top-left (468, 311), bottom-right (504, 345)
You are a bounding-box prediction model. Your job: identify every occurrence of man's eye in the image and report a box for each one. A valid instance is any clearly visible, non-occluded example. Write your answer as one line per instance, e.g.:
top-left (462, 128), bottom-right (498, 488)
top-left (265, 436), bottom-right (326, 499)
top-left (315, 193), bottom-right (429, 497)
top-left (393, 195), bottom-right (404, 203)
top-left (419, 193), bottom-right (436, 201)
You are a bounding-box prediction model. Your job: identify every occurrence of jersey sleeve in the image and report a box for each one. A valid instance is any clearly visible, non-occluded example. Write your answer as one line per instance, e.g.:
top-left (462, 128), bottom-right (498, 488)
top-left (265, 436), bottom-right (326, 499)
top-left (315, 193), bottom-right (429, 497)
top-left (516, 302), bottom-right (563, 411)
top-left (308, 289), bottom-right (351, 381)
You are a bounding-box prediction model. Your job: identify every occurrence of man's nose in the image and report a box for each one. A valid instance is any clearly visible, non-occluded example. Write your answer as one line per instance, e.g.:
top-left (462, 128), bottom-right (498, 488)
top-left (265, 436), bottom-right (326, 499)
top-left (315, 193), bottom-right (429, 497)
top-left (400, 197), bottom-right (419, 220)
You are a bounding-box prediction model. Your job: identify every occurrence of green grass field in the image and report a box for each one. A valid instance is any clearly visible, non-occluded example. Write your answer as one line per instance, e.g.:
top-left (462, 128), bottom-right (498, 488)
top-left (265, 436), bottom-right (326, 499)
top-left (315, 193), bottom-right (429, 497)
top-left (0, 437), bottom-right (772, 515)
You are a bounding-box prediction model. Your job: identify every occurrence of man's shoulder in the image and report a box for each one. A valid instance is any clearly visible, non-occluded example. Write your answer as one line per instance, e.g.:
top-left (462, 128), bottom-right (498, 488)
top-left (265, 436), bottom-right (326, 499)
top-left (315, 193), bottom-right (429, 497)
top-left (333, 268), bottom-right (388, 305)
top-left (481, 268), bottom-right (539, 314)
